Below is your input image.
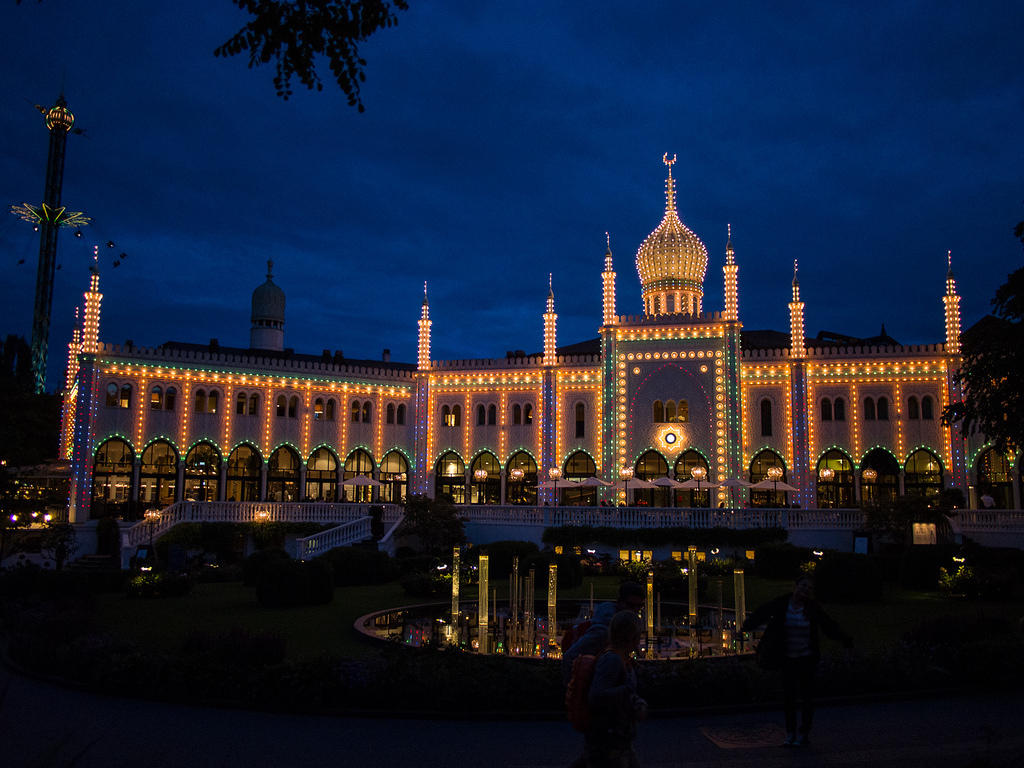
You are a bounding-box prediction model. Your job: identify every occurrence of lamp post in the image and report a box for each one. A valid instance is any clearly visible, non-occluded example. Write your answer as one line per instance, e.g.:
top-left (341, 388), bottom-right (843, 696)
top-left (819, 467), bottom-right (835, 508)
top-left (548, 467), bottom-right (560, 506)
top-left (862, 467), bottom-right (878, 506)
top-left (473, 468), bottom-right (488, 504)
top-left (621, 466), bottom-right (634, 506)
top-left (766, 465), bottom-right (784, 506)
top-left (691, 465), bottom-right (707, 507)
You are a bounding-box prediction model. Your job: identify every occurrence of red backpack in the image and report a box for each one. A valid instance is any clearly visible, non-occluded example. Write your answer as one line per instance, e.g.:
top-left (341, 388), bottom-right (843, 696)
top-left (565, 652), bottom-right (599, 732)
top-left (560, 619), bottom-right (592, 652)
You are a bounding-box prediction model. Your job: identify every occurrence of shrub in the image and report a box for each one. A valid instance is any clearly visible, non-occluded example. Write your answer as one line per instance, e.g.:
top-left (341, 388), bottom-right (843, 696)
top-left (541, 525), bottom-right (786, 550)
top-left (95, 516), bottom-right (122, 558)
top-left (472, 540), bottom-right (540, 579)
top-left (255, 558), bottom-right (334, 608)
top-left (898, 545), bottom-right (950, 590)
top-left (126, 571), bottom-right (193, 598)
top-left (399, 570), bottom-right (448, 598)
top-left (242, 547), bottom-right (291, 587)
top-left (320, 545), bottom-right (399, 586)
top-left (754, 542), bottom-right (811, 580)
top-left (814, 552), bottom-right (882, 603)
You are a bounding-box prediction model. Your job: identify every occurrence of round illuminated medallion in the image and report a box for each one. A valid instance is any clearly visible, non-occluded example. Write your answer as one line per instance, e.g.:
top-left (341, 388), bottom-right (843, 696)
top-left (664, 431), bottom-right (677, 445)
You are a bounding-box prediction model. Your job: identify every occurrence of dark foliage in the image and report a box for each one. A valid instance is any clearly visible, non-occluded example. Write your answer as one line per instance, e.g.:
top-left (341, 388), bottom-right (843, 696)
top-left (943, 264), bottom-right (1024, 454)
top-left (542, 525), bottom-right (786, 550)
top-left (398, 570), bottom-right (448, 598)
top-left (255, 557), bottom-right (334, 607)
top-left (126, 571), bottom-right (193, 598)
top-left (242, 547), bottom-right (292, 586)
top-left (753, 542), bottom-right (812, 580)
top-left (95, 516), bottom-right (123, 558)
top-left (214, 0), bottom-right (409, 109)
top-left (0, 335), bottom-right (61, 466)
top-left (397, 494), bottom-right (466, 557)
top-left (813, 552), bottom-right (883, 602)
top-left (319, 544), bottom-right (398, 586)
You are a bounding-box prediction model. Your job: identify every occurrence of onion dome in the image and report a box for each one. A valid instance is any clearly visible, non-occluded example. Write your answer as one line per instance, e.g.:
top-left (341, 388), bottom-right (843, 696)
top-left (635, 154), bottom-right (708, 316)
top-left (250, 260), bottom-right (285, 350)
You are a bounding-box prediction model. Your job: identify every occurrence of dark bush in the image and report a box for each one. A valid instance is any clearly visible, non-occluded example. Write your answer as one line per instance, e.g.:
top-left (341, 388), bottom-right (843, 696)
top-left (542, 525), bottom-right (786, 550)
top-left (814, 552), bottom-right (882, 602)
top-left (242, 547), bottom-right (291, 587)
top-left (473, 540), bottom-right (540, 578)
top-left (126, 571), bottom-right (193, 598)
top-left (95, 516), bottom-right (122, 558)
top-left (400, 570), bottom-right (448, 598)
top-left (395, 552), bottom-right (435, 575)
top-left (256, 558), bottom-right (334, 608)
top-left (898, 545), bottom-right (950, 590)
top-left (320, 545), bottom-right (399, 586)
top-left (754, 542), bottom-right (811, 580)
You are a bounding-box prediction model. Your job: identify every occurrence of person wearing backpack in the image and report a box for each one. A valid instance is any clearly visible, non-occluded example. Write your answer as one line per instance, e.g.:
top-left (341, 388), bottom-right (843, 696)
top-left (562, 582), bottom-right (645, 686)
top-left (584, 610), bottom-right (647, 768)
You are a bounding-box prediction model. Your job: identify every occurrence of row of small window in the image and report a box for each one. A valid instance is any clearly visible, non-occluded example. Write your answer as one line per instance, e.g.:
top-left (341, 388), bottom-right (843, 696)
top-left (820, 395), bottom-right (935, 422)
top-left (442, 402), bottom-right (537, 427)
top-left (652, 400), bottom-right (690, 423)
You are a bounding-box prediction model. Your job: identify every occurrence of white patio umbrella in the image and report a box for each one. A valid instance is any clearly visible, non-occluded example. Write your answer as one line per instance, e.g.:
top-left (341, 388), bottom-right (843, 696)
top-left (539, 478), bottom-right (579, 489)
top-left (342, 475), bottom-right (382, 487)
top-left (623, 477), bottom-right (657, 489)
top-left (719, 477), bottom-right (753, 506)
top-left (752, 478), bottom-right (799, 492)
top-left (576, 476), bottom-right (613, 488)
top-left (651, 476), bottom-right (684, 489)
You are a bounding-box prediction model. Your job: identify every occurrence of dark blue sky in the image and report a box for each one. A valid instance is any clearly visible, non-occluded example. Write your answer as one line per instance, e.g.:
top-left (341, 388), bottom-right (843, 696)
top-left (1, 1), bottom-right (1022, 390)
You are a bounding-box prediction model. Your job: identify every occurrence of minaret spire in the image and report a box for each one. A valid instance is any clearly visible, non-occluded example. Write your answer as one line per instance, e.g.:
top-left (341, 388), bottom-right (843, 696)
top-left (602, 232), bottom-right (617, 326)
top-left (789, 259), bottom-right (806, 358)
top-left (723, 223), bottom-right (739, 321)
top-left (81, 245), bottom-right (102, 356)
top-left (417, 281), bottom-right (431, 370)
top-left (943, 250), bottom-right (961, 354)
top-left (543, 274), bottom-right (558, 365)
top-left (663, 153), bottom-right (677, 212)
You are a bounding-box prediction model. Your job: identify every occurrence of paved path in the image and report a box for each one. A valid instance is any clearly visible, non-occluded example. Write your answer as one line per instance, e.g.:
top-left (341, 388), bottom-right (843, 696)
top-left (2, 668), bottom-right (1022, 767)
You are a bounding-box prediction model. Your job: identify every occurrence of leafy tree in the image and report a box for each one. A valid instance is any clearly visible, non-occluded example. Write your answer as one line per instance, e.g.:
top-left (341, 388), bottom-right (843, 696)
top-left (397, 494), bottom-right (465, 557)
top-left (942, 264), bottom-right (1024, 453)
top-left (214, 0), bottom-right (410, 109)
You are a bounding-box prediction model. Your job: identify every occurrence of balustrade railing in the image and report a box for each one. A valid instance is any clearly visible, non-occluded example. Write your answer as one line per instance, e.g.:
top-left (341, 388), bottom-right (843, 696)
top-left (295, 518), bottom-right (373, 560)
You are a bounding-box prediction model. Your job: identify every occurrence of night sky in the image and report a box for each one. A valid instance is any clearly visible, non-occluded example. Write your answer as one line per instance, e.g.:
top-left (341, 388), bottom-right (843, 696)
top-left (1, 1), bottom-right (1021, 391)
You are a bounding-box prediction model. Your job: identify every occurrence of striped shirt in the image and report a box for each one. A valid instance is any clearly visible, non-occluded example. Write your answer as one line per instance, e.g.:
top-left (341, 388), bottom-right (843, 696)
top-left (784, 601), bottom-right (812, 658)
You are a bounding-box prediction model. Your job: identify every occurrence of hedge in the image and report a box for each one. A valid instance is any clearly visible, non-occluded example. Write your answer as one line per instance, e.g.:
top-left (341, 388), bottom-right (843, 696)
top-left (542, 525), bottom-right (786, 550)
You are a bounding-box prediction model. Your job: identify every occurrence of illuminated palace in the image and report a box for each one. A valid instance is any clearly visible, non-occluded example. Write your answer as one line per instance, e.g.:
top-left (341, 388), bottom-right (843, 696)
top-left (61, 157), bottom-right (1020, 523)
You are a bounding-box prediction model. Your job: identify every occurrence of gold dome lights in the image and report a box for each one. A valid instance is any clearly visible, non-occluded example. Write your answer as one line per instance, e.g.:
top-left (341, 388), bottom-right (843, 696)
top-left (636, 154), bottom-right (708, 316)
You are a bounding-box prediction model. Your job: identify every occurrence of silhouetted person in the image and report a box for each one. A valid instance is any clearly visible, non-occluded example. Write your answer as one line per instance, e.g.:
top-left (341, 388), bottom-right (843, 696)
top-left (741, 574), bottom-right (852, 746)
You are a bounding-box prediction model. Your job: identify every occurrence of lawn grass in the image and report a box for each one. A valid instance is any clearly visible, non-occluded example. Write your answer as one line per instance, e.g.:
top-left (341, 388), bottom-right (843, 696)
top-left (94, 573), bottom-right (1024, 663)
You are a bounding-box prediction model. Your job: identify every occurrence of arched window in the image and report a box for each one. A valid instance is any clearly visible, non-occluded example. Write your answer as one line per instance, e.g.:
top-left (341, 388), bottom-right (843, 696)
top-left (387, 403), bottom-right (395, 424)
top-left (434, 451), bottom-right (466, 504)
top-left (635, 450), bottom-right (670, 507)
top-left (860, 448), bottom-right (899, 505)
top-left (523, 403), bottom-right (533, 425)
top-left (105, 382), bottom-right (118, 407)
top-left (562, 450), bottom-right (598, 506)
top-left (674, 450), bottom-right (711, 508)
top-left (92, 438), bottom-right (134, 519)
top-left (184, 442), bottom-right (220, 501)
top-left (820, 398), bottom-right (832, 421)
top-left (833, 397), bottom-right (845, 421)
top-left (760, 398), bottom-right (772, 436)
top-left (470, 452), bottom-right (501, 504)
top-left (138, 440), bottom-right (178, 507)
top-left (343, 449), bottom-right (376, 502)
top-left (907, 396), bottom-right (920, 420)
top-left (677, 400), bottom-right (689, 423)
top-left (477, 404), bottom-right (486, 426)
top-left (380, 450), bottom-right (409, 503)
top-left (921, 396), bottom-right (934, 420)
top-left (314, 398), bottom-right (325, 420)
top-left (165, 387), bottom-right (177, 411)
top-left (506, 451), bottom-right (538, 505)
top-left (119, 384), bottom-right (132, 409)
top-left (362, 401), bottom-right (372, 424)
top-left (815, 449), bottom-right (854, 508)
top-left (863, 397), bottom-right (876, 421)
top-left (352, 400), bottom-right (361, 422)
top-left (288, 395), bottom-right (298, 418)
top-left (207, 390), bottom-right (219, 414)
top-left (226, 444), bottom-right (261, 501)
top-left (306, 447), bottom-right (338, 501)
top-left (325, 398), bottom-right (335, 421)
top-left (396, 404), bottom-right (406, 425)
top-left (749, 449), bottom-right (787, 507)
top-left (488, 404), bottom-right (497, 425)
top-left (652, 401), bottom-right (664, 423)
top-left (442, 404), bottom-right (452, 426)
top-left (904, 448), bottom-right (943, 499)
top-left (876, 396), bottom-right (889, 421)
top-left (451, 404), bottom-right (460, 426)
top-left (195, 389), bottom-right (207, 413)
top-left (247, 393), bottom-right (258, 416)
top-left (236, 392), bottom-right (247, 415)
top-left (150, 386), bottom-right (163, 410)
top-left (267, 446), bottom-right (300, 502)
top-left (575, 402), bottom-right (585, 438)
top-left (667, 400), bottom-right (679, 422)
top-left (277, 395), bottom-right (288, 417)
top-left (977, 448), bottom-right (1013, 509)
top-left (512, 404), bottom-right (522, 425)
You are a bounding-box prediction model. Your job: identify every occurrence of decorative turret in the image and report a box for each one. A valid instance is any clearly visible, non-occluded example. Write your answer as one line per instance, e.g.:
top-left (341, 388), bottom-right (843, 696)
top-left (723, 224), bottom-right (739, 321)
top-left (543, 274), bottom-right (557, 366)
top-left (789, 260), bottom-right (806, 358)
top-left (602, 233), bottom-right (617, 326)
top-left (418, 282), bottom-right (431, 371)
top-left (250, 260), bottom-right (285, 351)
top-left (943, 250), bottom-right (961, 354)
top-left (82, 247), bottom-right (102, 355)
top-left (635, 154), bottom-right (708, 316)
